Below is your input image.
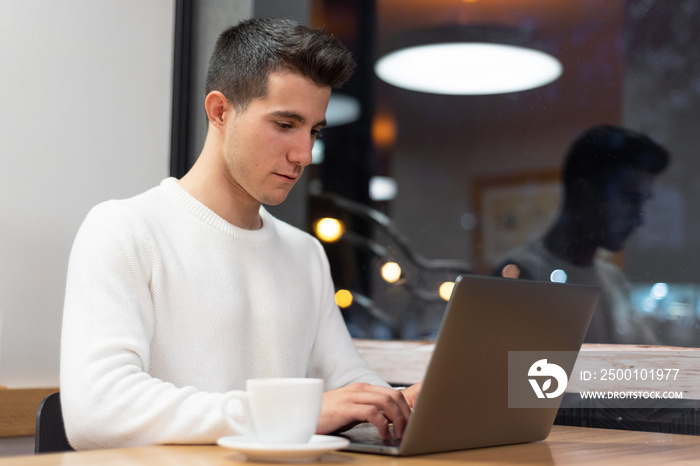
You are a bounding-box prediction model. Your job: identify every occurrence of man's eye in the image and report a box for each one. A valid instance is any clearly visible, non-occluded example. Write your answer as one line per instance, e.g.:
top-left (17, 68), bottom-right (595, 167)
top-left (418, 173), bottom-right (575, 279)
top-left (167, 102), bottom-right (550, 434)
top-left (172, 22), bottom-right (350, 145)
top-left (311, 129), bottom-right (323, 138)
top-left (276, 122), bottom-right (293, 130)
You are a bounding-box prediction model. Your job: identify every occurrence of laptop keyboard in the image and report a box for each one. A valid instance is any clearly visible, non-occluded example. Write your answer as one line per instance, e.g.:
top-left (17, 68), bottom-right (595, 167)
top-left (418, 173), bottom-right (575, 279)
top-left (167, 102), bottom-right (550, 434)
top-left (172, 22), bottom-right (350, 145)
top-left (339, 423), bottom-right (403, 447)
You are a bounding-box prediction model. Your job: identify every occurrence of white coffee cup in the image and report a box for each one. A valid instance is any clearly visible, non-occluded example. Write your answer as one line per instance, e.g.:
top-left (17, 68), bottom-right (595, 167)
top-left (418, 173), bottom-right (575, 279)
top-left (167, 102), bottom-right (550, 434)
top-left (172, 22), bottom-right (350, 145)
top-left (221, 378), bottom-right (324, 444)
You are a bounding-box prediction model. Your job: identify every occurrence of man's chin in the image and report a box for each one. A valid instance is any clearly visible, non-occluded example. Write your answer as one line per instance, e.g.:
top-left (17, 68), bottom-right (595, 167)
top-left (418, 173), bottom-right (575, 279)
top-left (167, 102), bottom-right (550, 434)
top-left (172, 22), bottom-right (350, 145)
top-left (260, 191), bottom-right (292, 207)
top-left (263, 200), bottom-right (285, 207)
top-left (602, 240), bottom-right (626, 253)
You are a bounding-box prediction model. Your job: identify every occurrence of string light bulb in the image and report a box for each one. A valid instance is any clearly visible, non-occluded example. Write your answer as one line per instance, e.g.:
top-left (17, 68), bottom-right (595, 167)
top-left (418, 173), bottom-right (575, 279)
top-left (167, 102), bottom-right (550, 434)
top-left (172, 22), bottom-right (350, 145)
top-left (335, 289), bottom-right (353, 308)
top-left (381, 262), bottom-right (402, 283)
top-left (439, 281), bottom-right (455, 301)
top-left (313, 218), bottom-right (345, 243)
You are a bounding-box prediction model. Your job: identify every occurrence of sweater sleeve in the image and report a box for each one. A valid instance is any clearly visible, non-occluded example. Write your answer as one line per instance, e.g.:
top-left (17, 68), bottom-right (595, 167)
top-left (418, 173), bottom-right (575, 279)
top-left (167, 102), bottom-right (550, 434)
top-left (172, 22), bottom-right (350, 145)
top-left (60, 203), bottom-right (241, 450)
top-left (305, 239), bottom-right (389, 390)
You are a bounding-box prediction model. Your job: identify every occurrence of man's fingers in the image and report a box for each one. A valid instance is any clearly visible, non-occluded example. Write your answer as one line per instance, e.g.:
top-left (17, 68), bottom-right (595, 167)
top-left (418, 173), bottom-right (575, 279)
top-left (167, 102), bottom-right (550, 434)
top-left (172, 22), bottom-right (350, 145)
top-left (317, 383), bottom-right (413, 438)
top-left (356, 405), bottom-right (391, 439)
top-left (343, 385), bottom-right (410, 438)
top-left (401, 381), bottom-right (422, 410)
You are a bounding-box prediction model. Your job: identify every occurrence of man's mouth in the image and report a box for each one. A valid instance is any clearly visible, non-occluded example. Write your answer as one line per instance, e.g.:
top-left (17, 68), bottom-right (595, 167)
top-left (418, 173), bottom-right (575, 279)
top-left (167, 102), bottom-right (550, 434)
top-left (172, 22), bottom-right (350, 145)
top-left (276, 172), bottom-right (297, 182)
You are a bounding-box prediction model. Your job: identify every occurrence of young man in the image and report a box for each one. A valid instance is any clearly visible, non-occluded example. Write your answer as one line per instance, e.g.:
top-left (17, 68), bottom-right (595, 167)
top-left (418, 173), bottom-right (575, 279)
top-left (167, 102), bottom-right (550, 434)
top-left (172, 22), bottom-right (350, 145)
top-left (492, 125), bottom-right (670, 344)
top-left (61, 17), bottom-right (419, 450)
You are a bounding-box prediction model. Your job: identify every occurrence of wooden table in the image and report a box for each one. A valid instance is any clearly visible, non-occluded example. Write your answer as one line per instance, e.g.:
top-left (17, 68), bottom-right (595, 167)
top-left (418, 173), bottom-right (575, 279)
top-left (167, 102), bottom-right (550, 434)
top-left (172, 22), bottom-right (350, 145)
top-left (2, 426), bottom-right (700, 465)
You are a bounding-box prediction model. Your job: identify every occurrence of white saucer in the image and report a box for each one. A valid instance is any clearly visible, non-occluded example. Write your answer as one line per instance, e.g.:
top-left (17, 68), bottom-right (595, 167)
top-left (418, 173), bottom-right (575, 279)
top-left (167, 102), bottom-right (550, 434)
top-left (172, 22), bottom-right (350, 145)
top-left (217, 434), bottom-right (350, 463)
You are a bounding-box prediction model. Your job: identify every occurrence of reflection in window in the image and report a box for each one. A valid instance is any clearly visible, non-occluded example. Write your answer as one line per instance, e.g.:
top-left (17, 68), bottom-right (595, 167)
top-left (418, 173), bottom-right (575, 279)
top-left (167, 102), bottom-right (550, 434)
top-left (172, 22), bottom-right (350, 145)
top-left (308, 0), bottom-right (700, 347)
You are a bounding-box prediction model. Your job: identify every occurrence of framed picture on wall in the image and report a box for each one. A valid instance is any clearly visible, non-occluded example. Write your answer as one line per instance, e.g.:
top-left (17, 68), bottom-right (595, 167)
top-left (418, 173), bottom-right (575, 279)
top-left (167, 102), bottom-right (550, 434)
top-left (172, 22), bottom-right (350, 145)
top-left (471, 170), bottom-right (562, 274)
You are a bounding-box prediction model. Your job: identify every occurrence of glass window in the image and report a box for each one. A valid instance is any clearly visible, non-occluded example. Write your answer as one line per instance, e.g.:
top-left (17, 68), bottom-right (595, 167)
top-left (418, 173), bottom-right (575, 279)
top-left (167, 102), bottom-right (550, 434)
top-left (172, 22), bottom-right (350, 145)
top-left (307, 0), bottom-right (700, 346)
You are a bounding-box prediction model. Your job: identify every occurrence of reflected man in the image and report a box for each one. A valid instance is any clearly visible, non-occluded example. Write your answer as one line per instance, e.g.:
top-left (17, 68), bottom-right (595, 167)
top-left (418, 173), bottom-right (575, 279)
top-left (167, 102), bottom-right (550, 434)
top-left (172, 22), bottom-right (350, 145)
top-left (492, 125), bottom-right (670, 344)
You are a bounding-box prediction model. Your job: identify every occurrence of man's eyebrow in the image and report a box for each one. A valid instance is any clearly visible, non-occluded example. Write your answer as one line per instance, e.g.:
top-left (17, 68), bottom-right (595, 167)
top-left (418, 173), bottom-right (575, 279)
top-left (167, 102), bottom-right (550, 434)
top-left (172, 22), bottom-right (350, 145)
top-left (270, 110), bottom-right (327, 128)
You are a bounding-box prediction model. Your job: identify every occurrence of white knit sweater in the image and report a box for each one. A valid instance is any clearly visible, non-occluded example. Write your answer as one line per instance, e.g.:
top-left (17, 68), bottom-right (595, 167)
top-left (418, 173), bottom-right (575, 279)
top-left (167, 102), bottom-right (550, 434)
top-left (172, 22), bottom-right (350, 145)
top-left (60, 178), bottom-right (387, 450)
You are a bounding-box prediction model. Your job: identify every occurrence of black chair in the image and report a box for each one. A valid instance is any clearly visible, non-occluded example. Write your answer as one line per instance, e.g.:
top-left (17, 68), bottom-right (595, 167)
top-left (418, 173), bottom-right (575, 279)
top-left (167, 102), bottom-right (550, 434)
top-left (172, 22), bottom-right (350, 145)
top-left (35, 392), bottom-right (74, 453)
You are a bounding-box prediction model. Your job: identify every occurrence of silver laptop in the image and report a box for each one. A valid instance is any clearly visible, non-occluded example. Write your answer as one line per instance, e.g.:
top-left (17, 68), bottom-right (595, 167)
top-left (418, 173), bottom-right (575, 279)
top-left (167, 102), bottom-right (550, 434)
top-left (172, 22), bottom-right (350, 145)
top-left (341, 274), bottom-right (599, 456)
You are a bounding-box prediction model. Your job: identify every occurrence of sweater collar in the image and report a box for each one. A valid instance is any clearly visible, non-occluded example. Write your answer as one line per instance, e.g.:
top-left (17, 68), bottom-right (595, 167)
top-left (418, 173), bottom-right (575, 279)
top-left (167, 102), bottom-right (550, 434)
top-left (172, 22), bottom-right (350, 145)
top-left (160, 177), bottom-right (275, 242)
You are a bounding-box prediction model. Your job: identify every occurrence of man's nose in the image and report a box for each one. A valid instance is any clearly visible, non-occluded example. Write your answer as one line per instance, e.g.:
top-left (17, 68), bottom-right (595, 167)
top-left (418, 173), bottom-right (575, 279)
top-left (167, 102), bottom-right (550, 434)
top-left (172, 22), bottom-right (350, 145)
top-left (288, 136), bottom-right (314, 167)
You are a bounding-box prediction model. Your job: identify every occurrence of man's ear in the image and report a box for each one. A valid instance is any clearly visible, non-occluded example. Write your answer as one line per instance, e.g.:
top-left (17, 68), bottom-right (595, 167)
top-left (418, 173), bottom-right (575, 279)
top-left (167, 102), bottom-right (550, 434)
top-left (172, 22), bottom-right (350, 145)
top-left (204, 91), bottom-right (231, 130)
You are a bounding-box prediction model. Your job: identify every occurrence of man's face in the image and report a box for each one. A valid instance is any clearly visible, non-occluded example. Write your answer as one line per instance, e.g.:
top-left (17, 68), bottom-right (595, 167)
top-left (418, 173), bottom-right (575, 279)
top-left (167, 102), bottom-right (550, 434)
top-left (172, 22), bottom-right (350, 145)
top-left (222, 70), bottom-right (331, 206)
top-left (590, 168), bottom-right (654, 252)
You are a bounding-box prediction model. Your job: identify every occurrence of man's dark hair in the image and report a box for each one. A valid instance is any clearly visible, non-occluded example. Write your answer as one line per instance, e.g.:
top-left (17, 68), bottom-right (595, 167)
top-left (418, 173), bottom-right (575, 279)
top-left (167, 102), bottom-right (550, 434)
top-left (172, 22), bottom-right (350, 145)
top-left (205, 17), bottom-right (355, 111)
top-left (562, 124), bottom-right (670, 192)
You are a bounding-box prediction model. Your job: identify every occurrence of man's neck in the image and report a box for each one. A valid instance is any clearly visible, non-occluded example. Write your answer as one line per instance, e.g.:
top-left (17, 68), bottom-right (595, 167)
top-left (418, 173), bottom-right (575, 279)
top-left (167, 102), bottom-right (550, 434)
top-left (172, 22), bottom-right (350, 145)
top-left (542, 217), bottom-right (598, 267)
top-left (178, 152), bottom-right (262, 230)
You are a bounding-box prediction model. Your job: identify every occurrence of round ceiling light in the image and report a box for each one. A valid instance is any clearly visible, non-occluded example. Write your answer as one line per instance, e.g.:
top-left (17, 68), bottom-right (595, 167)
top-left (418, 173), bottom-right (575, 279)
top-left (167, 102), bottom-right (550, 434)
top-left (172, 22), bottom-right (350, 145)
top-left (375, 42), bottom-right (562, 95)
top-left (325, 93), bottom-right (361, 127)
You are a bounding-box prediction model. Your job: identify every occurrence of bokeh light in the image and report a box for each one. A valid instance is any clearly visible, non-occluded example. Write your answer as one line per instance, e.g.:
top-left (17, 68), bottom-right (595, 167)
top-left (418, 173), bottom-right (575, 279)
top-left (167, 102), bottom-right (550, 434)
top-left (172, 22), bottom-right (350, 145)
top-left (650, 282), bottom-right (669, 300)
top-left (500, 264), bottom-right (520, 279)
top-left (550, 269), bottom-right (568, 283)
top-left (381, 262), bottom-right (402, 283)
top-left (335, 289), bottom-right (353, 308)
top-left (439, 281), bottom-right (455, 301)
top-left (314, 218), bottom-right (345, 243)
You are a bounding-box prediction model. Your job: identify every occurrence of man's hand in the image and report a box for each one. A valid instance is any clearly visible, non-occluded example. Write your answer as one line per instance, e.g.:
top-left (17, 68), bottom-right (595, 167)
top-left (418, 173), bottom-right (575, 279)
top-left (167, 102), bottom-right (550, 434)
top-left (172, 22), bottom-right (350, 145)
top-left (400, 381), bottom-right (422, 409)
top-left (316, 383), bottom-right (412, 439)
